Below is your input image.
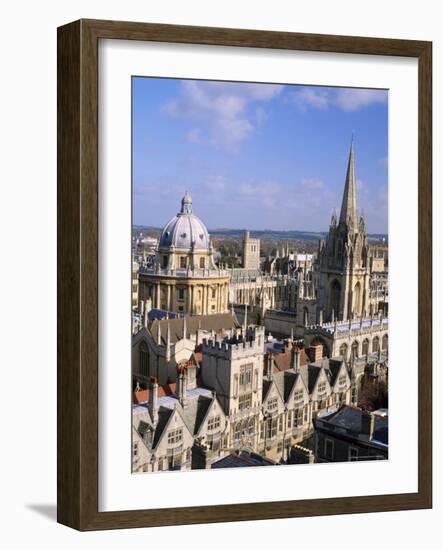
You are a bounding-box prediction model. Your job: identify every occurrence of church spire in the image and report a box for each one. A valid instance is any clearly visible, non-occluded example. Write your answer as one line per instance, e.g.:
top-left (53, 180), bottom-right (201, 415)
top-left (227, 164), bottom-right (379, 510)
top-left (339, 137), bottom-right (358, 231)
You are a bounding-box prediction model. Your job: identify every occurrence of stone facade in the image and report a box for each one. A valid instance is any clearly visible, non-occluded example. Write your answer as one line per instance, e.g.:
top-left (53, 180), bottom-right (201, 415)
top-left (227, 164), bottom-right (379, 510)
top-left (242, 230), bottom-right (260, 270)
top-left (318, 141), bottom-right (370, 322)
top-left (138, 192), bottom-right (230, 316)
top-left (132, 326), bottom-right (369, 472)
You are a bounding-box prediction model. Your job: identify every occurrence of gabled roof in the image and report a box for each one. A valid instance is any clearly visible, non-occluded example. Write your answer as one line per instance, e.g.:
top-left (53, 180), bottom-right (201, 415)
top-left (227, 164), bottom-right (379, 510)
top-left (152, 406), bottom-right (175, 448)
top-left (181, 395), bottom-right (214, 436)
top-left (271, 370), bottom-right (298, 404)
top-left (262, 378), bottom-right (273, 402)
top-left (327, 358), bottom-right (347, 387)
top-left (299, 364), bottom-right (324, 393)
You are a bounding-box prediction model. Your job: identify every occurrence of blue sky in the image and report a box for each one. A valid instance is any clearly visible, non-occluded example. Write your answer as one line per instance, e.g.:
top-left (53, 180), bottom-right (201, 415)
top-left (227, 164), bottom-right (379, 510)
top-left (133, 78), bottom-right (388, 233)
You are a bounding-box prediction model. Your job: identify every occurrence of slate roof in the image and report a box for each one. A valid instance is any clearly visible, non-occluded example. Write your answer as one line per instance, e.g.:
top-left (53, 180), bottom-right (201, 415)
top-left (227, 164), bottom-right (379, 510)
top-left (321, 406), bottom-right (389, 446)
top-left (133, 385), bottom-right (219, 449)
top-left (267, 369), bottom-right (299, 404)
top-left (299, 364), bottom-right (323, 393)
top-left (181, 395), bottom-right (214, 436)
top-left (152, 406), bottom-right (174, 448)
top-left (325, 359), bottom-right (346, 386)
top-left (149, 312), bottom-right (239, 344)
top-left (212, 452), bottom-right (275, 468)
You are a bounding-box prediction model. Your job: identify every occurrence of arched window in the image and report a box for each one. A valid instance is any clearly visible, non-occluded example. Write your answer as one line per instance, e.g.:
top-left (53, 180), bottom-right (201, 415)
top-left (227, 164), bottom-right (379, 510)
top-left (330, 280), bottom-right (341, 320)
top-left (303, 307), bottom-right (309, 326)
top-left (372, 336), bottom-right (380, 353)
top-left (351, 340), bottom-right (359, 359)
top-left (353, 282), bottom-right (361, 316)
top-left (339, 343), bottom-right (348, 361)
top-left (362, 338), bottom-right (370, 356)
top-left (139, 342), bottom-right (149, 377)
top-left (382, 334), bottom-right (388, 350)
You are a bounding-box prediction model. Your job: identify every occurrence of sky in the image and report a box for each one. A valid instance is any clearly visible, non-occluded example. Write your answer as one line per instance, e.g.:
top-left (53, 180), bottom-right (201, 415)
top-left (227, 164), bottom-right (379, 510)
top-left (132, 77), bottom-right (388, 234)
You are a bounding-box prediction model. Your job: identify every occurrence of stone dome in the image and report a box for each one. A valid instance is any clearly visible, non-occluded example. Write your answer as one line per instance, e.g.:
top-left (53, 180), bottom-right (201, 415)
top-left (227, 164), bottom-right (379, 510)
top-left (158, 192), bottom-right (211, 251)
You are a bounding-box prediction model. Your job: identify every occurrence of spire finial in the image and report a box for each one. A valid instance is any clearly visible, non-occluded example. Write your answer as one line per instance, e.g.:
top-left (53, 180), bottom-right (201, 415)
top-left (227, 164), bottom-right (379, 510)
top-left (339, 137), bottom-right (358, 231)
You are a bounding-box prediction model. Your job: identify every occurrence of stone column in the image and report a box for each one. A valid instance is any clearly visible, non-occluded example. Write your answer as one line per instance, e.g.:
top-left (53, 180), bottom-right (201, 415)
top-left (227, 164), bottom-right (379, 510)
top-left (156, 283), bottom-right (161, 309)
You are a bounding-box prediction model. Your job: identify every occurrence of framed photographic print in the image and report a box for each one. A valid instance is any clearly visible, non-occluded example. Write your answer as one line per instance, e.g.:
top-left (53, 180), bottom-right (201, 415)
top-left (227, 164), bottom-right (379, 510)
top-left (57, 19), bottom-right (432, 530)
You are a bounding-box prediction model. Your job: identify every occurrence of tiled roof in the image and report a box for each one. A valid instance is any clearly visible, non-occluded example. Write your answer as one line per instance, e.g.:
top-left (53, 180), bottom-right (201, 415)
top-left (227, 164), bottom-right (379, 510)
top-left (133, 382), bottom-right (178, 404)
top-left (272, 348), bottom-right (309, 373)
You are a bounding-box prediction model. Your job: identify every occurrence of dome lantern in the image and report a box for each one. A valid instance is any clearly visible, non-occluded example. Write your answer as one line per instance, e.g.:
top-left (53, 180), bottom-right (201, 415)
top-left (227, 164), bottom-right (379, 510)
top-left (181, 191), bottom-right (193, 214)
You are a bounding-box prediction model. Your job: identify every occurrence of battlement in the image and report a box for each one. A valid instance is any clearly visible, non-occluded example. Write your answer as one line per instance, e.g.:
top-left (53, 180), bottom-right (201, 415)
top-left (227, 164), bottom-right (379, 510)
top-left (202, 326), bottom-right (265, 359)
top-left (305, 316), bottom-right (389, 338)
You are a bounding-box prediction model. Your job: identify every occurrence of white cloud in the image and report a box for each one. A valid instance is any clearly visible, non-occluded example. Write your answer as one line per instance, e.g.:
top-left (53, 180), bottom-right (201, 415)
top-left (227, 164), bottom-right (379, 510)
top-left (334, 89), bottom-right (387, 112)
top-left (289, 86), bottom-right (387, 112)
top-left (301, 178), bottom-right (325, 190)
top-left (294, 88), bottom-right (330, 110)
top-left (162, 81), bottom-right (284, 152)
top-left (185, 128), bottom-right (201, 144)
top-left (204, 175), bottom-right (227, 192)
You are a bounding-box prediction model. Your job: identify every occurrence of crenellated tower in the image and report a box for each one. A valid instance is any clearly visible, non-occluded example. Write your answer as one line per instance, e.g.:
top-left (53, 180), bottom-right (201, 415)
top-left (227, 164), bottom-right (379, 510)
top-left (318, 139), bottom-right (370, 322)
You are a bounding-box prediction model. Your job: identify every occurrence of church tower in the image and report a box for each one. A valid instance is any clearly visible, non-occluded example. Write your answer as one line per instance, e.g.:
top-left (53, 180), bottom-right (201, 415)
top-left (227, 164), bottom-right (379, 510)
top-left (318, 139), bottom-right (370, 322)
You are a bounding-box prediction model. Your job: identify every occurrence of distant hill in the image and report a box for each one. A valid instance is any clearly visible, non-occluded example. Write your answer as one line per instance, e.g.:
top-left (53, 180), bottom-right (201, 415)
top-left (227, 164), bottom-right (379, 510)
top-left (133, 225), bottom-right (388, 243)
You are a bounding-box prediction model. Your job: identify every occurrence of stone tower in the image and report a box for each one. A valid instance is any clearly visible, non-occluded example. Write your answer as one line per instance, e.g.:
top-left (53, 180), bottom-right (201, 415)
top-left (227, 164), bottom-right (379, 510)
top-left (242, 231), bottom-right (260, 270)
top-left (318, 139), bottom-right (370, 322)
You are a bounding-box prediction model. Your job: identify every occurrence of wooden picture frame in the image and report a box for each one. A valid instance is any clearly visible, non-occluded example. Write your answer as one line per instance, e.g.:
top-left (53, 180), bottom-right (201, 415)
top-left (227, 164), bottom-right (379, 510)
top-left (57, 19), bottom-right (432, 530)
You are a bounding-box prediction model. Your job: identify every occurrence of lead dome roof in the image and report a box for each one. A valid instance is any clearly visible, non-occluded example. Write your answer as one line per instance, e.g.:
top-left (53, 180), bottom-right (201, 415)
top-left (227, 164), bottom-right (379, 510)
top-left (159, 192), bottom-right (210, 251)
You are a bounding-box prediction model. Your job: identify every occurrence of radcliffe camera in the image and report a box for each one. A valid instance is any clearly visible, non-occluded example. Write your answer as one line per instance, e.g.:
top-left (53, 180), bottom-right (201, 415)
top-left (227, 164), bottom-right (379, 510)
top-left (131, 78), bottom-right (388, 473)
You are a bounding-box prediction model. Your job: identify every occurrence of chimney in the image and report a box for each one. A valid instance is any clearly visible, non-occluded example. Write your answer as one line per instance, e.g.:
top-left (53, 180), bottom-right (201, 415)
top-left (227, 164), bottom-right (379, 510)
top-left (183, 316), bottom-right (187, 340)
top-left (165, 321), bottom-right (171, 362)
top-left (308, 342), bottom-right (323, 363)
top-left (176, 365), bottom-right (188, 408)
top-left (149, 377), bottom-right (159, 425)
top-left (186, 361), bottom-right (197, 390)
top-left (361, 410), bottom-right (375, 439)
top-left (266, 352), bottom-right (273, 379)
top-left (291, 346), bottom-right (301, 372)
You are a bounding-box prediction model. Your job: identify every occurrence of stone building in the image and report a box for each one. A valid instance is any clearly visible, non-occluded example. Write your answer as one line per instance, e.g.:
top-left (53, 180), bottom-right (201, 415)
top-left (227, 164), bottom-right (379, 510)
top-left (138, 192), bottom-right (230, 316)
top-left (132, 366), bottom-right (228, 473)
top-left (132, 312), bottom-right (240, 386)
top-left (132, 260), bottom-right (139, 310)
top-left (242, 231), bottom-right (260, 270)
top-left (369, 244), bottom-right (388, 273)
top-left (201, 326), bottom-right (265, 453)
top-left (133, 330), bottom-right (361, 471)
top-left (318, 140), bottom-right (371, 322)
top-left (303, 314), bottom-right (388, 362)
top-left (314, 405), bottom-right (388, 462)
top-left (229, 269), bottom-right (293, 319)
